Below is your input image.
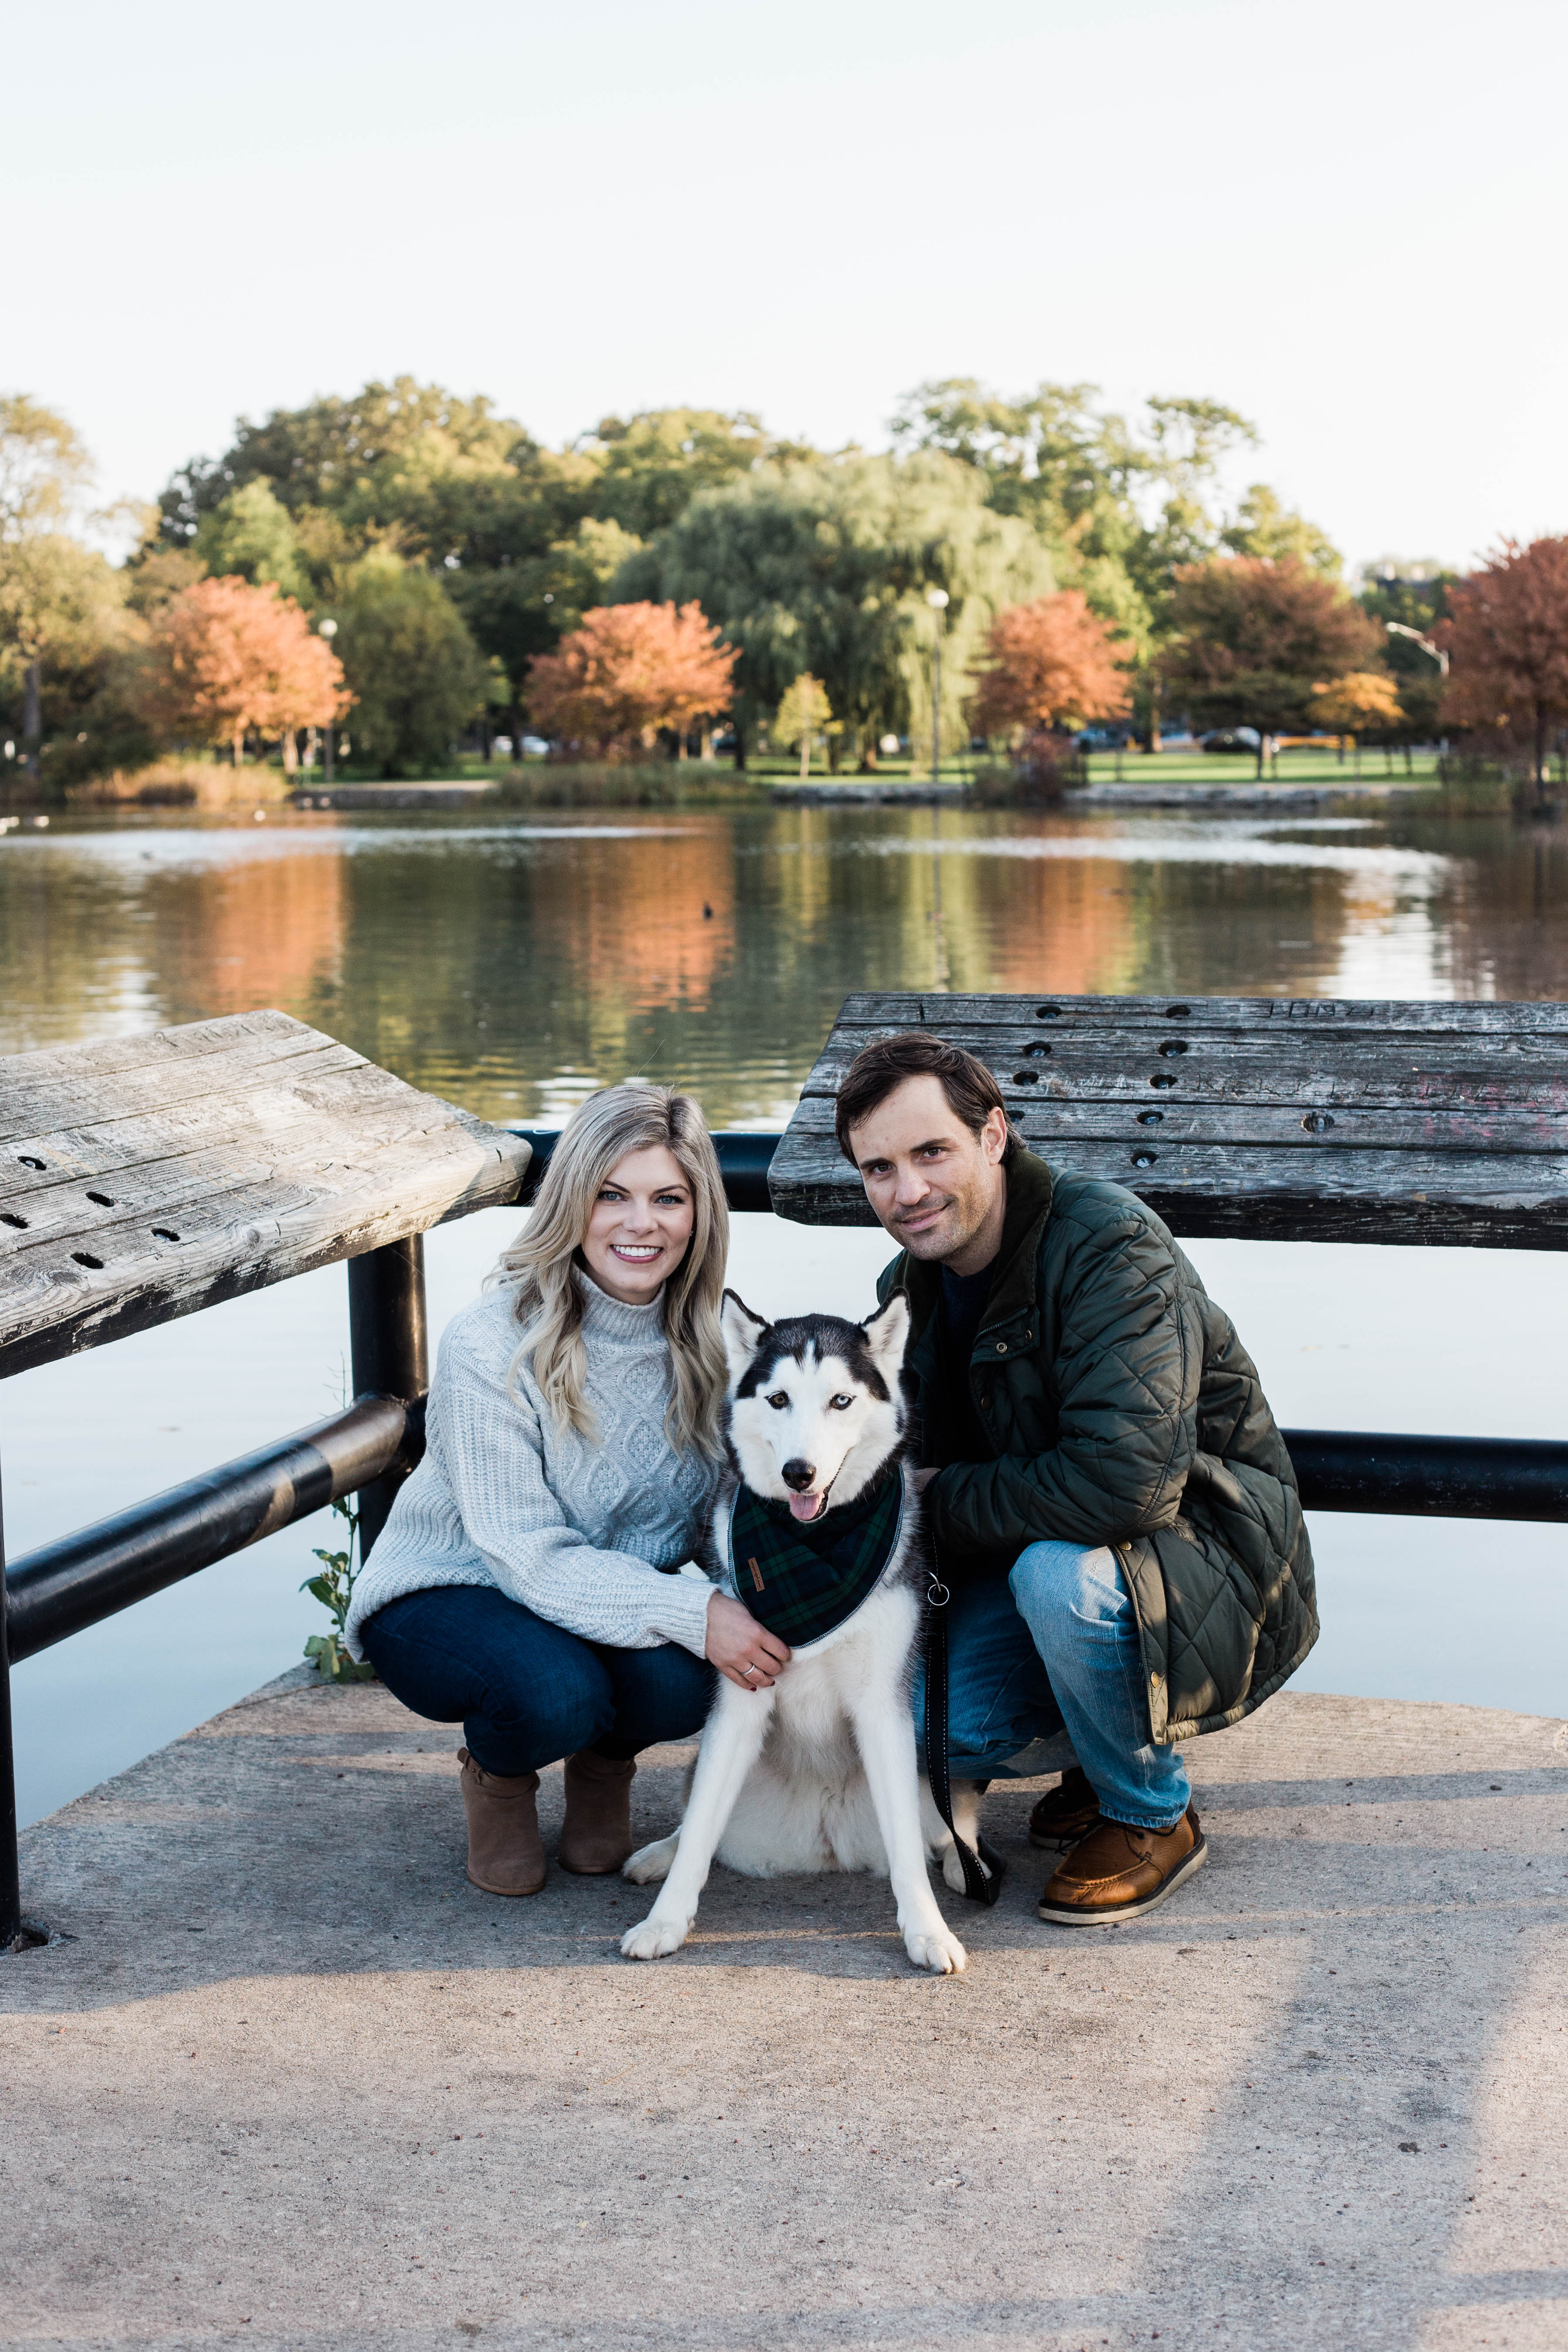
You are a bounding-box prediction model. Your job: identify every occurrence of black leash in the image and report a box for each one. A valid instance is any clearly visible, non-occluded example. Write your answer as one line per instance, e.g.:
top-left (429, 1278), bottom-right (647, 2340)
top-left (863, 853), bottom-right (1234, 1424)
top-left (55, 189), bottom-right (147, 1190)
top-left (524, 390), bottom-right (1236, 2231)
top-left (923, 1572), bottom-right (1006, 1907)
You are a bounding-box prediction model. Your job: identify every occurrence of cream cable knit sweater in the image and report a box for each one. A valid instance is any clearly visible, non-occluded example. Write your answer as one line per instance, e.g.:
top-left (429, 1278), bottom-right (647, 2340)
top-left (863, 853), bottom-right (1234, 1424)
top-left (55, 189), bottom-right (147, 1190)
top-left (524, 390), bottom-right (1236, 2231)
top-left (344, 1271), bottom-right (718, 1663)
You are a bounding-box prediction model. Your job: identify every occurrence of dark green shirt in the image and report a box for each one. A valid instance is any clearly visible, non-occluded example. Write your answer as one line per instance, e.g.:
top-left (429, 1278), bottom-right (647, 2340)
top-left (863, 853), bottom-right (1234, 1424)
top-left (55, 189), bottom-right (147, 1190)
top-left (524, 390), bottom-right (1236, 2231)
top-left (935, 1260), bottom-right (996, 1466)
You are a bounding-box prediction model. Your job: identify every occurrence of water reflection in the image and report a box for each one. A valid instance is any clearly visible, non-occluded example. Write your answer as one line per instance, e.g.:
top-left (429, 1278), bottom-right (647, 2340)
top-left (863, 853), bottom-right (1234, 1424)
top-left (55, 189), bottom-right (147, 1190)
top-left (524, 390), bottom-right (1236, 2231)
top-left (0, 808), bottom-right (1563, 1125)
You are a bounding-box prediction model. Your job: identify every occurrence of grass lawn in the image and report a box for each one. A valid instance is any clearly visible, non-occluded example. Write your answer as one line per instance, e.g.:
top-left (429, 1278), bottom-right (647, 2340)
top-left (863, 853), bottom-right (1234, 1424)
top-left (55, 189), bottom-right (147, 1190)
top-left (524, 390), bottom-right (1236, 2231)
top-left (432, 744), bottom-right (1447, 791)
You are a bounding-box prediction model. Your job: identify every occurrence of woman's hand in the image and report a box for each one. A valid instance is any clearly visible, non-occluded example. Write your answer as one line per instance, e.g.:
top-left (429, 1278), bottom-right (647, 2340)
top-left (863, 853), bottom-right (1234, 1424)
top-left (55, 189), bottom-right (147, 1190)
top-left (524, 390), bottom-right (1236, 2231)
top-left (705, 1592), bottom-right (791, 1691)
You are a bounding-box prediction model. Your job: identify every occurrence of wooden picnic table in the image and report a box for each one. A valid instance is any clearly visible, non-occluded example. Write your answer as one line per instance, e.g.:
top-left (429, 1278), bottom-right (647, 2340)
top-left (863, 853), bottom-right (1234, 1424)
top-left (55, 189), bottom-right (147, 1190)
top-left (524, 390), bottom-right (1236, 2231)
top-left (766, 992), bottom-right (1568, 1249)
top-left (0, 1010), bottom-right (533, 1383)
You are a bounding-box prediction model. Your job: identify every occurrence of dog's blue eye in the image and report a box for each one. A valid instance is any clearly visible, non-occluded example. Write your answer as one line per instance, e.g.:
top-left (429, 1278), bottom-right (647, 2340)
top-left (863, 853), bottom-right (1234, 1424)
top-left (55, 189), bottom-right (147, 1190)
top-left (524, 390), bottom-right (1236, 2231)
top-left (830, 1395), bottom-right (853, 1411)
top-left (766, 1391), bottom-right (789, 1410)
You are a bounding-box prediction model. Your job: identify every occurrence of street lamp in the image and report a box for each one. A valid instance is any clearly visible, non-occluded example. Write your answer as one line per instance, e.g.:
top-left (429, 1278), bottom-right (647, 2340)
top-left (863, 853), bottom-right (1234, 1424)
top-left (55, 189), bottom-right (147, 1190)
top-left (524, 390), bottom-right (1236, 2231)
top-left (1386, 619), bottom-right (1448, 678)
top-left (927, 589), bottom-right (950, 786)
top-left (318, 618), bottom-right (339, 784)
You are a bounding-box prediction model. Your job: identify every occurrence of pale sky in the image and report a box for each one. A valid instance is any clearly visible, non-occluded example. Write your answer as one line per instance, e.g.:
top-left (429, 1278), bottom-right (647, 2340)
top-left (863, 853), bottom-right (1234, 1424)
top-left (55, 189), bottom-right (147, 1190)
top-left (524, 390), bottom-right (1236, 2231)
top-left (9, 0), bottom-right (1565, 575)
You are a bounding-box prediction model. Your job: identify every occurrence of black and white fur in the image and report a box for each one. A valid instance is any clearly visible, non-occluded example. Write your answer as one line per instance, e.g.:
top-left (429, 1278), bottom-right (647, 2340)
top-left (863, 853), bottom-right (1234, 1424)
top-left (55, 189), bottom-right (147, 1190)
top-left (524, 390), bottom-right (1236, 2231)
top-left (620, 1289), bottom-right (985, 1974)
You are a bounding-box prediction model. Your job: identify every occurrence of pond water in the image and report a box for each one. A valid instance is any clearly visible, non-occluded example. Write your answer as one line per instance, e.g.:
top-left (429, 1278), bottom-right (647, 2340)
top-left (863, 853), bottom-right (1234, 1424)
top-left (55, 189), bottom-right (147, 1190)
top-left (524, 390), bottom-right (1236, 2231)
top-left (3, 804), bottom-right (1565, 1825)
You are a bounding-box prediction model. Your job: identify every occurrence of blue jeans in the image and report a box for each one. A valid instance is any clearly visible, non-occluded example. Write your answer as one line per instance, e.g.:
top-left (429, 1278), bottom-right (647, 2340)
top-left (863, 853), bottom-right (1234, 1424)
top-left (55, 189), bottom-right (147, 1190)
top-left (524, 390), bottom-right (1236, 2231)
top-left (360, 1583), bottom-right (716, 1778)
top-left (913, 1541), bottom-right (1191, 1832)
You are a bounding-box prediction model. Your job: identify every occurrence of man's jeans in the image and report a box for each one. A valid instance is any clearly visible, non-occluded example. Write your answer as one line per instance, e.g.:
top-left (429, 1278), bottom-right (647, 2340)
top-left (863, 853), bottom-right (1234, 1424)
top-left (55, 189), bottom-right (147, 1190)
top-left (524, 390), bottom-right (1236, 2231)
top-left (913, 1540), bottom-right (1191, 1832)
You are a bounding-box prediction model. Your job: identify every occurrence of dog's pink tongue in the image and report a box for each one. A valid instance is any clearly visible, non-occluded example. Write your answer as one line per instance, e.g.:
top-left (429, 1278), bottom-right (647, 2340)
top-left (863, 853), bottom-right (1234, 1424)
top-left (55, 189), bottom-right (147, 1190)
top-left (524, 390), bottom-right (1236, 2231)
top-left (788, 1493), bottom-right (825, 1523)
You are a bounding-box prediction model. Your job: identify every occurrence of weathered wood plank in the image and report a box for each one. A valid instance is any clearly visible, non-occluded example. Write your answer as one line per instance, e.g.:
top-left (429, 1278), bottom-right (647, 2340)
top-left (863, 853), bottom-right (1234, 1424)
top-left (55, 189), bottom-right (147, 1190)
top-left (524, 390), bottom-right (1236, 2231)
top-left (0, 1061), bottom-right (475, 1210)
top-left (769, 991), bottom-right (1568, 1247)
top-left (798, 1032), bottom-right (1568, 1113)
top-left (0, 1012), bottom-right (354, 1144)
top-left (769, 1129), bottom-right (1568, 1246)
top-left (0, 1015), bottom-right (532, 1379)
top-left (833, 991), bottom-right (1568, 1035)
top-left (777, 1090), bottom-right (1568, 1157)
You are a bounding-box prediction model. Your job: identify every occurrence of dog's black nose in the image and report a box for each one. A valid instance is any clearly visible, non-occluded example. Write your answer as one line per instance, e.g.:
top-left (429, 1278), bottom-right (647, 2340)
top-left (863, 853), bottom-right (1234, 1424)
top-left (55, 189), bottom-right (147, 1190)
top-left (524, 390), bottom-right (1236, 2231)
top-left (781, 1458), bottom-right (816, 1493)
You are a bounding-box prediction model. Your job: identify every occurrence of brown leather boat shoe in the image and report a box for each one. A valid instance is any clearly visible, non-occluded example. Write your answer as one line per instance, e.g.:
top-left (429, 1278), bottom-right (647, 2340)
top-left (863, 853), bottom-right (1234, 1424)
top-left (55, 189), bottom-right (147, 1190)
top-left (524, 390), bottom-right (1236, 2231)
top-left (1028, 1765), bottom-right (1101, 1851)
top-left (1036, 1804), bottom-right (1207, 1925)
top-left (559, 1749), bottom-right (637, 1875)
top-left (459, 1748), bottom-right (546, 1896)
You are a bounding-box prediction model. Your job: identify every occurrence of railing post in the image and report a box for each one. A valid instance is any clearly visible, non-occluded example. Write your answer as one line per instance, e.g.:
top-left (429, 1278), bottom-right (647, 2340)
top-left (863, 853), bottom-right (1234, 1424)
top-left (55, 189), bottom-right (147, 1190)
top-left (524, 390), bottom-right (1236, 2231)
top-left (0, 1444), bottom-right (19, 1947)
top-left (348, 1235), bottom-right (429, 1559)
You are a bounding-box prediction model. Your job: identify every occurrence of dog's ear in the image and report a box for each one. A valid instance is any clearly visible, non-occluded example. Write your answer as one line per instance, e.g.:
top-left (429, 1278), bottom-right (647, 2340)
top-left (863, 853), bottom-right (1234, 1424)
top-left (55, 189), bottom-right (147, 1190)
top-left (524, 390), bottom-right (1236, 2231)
top-left (719, 1288), bottom-right (772, 1387)
top-left (860, 1289), bottom-right (911, 1387)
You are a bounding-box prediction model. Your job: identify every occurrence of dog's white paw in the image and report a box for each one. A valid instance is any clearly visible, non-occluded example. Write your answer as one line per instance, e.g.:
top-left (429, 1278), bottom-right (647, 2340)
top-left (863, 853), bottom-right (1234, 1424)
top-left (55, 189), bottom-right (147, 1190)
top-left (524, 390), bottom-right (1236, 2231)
top-left (905, 1924), bottom-right (967, 1975)
top-left (620, 1912), bottom-right (691, 1961)
top-left (623, 1834), bottom-right (678, 1884)
top-left (941, 1847), bottom-right (995, 1894)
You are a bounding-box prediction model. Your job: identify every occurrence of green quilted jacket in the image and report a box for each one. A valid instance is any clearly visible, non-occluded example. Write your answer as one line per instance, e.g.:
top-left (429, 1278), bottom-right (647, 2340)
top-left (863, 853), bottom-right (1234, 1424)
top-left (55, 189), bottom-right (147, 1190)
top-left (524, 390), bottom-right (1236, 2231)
top-left (876, 1148), bottom-right (1318, 1744)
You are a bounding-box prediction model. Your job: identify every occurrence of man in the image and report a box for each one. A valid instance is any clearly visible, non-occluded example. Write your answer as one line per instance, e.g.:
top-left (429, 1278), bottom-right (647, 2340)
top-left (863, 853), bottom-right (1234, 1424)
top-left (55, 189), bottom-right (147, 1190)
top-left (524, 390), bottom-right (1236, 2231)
top-left (837, 1031), bottom-right (1317, 1925)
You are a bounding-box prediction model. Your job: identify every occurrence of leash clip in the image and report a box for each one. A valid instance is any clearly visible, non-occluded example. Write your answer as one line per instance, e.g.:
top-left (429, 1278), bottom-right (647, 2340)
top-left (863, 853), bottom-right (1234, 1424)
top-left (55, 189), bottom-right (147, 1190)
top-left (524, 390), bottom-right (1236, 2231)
top-left (926, 1576), bottom-right (950, 1609)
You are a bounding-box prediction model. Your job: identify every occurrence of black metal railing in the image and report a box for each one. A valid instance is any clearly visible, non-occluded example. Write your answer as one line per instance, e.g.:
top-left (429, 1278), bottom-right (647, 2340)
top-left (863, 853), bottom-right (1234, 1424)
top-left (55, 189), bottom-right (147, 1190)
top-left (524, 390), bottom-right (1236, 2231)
top-left (2, 1127), bottom-right (1564, 1947)
top-left (507, 1126), bottom-right (779, 1213)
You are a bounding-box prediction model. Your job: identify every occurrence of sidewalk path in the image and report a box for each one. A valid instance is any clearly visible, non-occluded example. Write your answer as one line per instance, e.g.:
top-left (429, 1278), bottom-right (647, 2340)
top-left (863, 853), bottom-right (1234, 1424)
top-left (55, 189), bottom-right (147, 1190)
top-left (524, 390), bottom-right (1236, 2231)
top-left (3, 1673), bottom-right (1564, 2351)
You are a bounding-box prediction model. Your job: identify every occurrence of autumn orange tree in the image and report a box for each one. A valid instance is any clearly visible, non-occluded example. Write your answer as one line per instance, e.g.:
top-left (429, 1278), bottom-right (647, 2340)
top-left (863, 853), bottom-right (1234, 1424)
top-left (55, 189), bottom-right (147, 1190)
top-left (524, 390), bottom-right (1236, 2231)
top-left (968, 591), bottom-right (1132, 741)
top-left (1306, 670), bottom-right (1403, 776)
top-left (1160, 556), bottom-right (1384, 776)
top-left (139, 575), bottom-right (350, 767)
top-left (1440, 537), bottom-right (1568, 803)
top-left (525, 600), bottom-right (737, 758)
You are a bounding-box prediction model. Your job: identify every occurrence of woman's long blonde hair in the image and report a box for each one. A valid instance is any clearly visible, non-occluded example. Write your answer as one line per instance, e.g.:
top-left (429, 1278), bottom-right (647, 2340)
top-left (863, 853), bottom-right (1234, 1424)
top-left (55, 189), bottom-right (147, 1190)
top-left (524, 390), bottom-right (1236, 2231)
top-left (492, 1083), bottom-right (730, 1458)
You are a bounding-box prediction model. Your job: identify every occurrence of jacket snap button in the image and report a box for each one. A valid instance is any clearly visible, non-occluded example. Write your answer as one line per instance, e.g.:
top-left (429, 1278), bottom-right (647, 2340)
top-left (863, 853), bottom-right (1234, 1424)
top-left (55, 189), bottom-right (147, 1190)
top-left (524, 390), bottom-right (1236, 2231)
top-left (995, 1340), bottom-right (1007, 1353)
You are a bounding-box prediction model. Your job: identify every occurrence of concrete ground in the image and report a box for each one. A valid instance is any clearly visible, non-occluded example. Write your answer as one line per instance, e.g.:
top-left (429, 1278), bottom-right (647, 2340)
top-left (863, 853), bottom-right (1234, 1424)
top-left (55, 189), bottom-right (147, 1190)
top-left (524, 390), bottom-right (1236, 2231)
top-left (2, 1674), bottom-right (1565, 2352)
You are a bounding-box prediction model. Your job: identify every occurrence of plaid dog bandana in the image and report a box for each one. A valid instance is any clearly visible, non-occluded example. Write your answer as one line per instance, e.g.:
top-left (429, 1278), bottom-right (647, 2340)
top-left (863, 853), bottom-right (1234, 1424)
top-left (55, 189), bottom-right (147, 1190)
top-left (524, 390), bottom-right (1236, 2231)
top-left (726, 1464), bottom-right (908, 1648)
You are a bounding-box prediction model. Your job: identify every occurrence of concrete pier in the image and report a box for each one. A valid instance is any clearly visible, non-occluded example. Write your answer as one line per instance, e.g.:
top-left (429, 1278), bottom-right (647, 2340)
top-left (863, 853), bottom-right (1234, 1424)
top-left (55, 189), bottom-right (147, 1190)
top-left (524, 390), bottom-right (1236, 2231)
top-left (3, 1673), bottom-right (1564, 2351)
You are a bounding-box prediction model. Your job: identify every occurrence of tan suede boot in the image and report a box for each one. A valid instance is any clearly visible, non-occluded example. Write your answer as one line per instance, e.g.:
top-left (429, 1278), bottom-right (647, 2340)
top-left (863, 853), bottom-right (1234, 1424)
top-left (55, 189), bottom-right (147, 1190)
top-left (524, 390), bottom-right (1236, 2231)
top-left (559, 1750), bottom-right (636, 1875)
top-left (459, 1748), bottom-right (546, 1896)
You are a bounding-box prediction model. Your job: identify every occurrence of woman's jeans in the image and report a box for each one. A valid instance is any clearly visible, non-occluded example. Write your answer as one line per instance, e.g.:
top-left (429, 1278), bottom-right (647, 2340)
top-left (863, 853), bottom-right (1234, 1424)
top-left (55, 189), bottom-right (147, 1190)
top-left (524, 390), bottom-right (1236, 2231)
top-left (912, 1540), bottom-right (1191, 1831)
top-left (360, 1584), bottom-right (716, 1778)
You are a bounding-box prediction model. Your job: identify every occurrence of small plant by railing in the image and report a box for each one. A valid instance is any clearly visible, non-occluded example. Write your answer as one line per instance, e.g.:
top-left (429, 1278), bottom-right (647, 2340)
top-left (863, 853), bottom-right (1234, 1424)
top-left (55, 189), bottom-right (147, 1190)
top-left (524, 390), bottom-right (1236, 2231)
top-left (301, 1494), bottom-right (377, 1683)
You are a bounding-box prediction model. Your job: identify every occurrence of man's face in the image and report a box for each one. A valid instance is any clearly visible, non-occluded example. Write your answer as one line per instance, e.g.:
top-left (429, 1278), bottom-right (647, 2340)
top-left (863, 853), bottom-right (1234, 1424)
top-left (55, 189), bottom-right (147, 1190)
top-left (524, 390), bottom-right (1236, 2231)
top-left (846, 1075), bottom-right (1008, 1263)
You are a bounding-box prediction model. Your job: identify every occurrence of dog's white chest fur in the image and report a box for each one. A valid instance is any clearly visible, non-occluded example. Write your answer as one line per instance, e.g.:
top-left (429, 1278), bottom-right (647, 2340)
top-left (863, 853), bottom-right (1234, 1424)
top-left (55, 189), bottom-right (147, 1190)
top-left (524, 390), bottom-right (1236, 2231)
top-left (708, 1584), bottom-right (935, 1877)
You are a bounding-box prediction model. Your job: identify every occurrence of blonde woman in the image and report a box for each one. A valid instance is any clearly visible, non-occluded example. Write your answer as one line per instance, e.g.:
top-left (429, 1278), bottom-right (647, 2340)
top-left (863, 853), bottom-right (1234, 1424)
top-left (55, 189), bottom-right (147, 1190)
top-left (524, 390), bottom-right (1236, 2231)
top-left (346, 1084), bottom-right (789, 1895)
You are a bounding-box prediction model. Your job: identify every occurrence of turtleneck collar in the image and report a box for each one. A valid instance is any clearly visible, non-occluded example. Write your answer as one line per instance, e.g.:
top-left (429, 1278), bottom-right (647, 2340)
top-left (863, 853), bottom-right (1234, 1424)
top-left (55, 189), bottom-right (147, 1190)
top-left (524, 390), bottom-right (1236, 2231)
top-left (574, 1262), bottom-right (668, 1342)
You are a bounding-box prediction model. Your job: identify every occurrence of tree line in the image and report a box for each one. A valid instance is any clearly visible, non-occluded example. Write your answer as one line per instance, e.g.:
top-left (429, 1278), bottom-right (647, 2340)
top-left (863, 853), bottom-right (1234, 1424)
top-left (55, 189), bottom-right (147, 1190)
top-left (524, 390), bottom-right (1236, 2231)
top-left (1, 377), bottom-right (1563, 794)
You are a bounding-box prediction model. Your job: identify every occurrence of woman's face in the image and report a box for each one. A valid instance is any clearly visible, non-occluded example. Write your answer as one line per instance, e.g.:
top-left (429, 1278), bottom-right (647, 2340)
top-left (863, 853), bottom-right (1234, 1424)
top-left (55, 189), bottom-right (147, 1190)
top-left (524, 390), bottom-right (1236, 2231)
top-left (580, 1144), bottom-right (697, 1306)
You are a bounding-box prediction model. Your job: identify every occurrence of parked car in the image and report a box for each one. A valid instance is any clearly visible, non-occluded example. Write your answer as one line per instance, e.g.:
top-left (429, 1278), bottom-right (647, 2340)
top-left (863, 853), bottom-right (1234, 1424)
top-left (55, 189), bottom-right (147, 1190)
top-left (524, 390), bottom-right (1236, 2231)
top-left (1200, 729), bottom-right (1261, 755)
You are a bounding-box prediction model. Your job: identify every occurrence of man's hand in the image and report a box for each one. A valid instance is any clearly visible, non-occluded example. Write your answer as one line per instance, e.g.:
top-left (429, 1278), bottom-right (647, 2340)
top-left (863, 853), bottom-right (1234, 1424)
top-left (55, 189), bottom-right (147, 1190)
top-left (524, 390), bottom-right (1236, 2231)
top-left (705, 1592), bottom-right (791, 1690)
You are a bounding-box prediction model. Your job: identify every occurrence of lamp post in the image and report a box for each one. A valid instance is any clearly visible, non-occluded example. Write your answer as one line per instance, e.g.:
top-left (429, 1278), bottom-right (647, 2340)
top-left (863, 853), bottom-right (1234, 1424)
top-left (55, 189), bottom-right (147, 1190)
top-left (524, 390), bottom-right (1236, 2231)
top-left (1385, 619), bottom-right (1448, 678)
top-left (318, 618), bottom-right (339, 784)
top-left (927, 588), bottom-right (950, 786)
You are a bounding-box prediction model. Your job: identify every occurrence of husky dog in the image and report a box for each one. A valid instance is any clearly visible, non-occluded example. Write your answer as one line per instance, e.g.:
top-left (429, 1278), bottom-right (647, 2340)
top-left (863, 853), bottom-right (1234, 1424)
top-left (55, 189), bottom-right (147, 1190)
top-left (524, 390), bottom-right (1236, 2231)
top-left (619, 1289), bottom-right (984, 1975)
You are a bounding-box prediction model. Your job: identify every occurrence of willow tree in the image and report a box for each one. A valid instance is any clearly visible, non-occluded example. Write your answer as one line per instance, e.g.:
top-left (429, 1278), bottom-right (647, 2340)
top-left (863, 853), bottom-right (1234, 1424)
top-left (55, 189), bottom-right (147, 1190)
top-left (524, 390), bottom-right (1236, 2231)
top-left (614, 451), bottom-right (1054, 768)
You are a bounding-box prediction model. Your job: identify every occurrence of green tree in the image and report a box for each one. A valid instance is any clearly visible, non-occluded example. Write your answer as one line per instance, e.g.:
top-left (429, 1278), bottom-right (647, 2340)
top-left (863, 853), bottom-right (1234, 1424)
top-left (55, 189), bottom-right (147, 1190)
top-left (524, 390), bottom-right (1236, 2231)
top-left (579, 408), bottom-right (791, 539)
top-left (1221, 485), bottom-right (1342, 577)
top-left (192, 479), bottom-right (309, 600)
top-left (774, 673), bottom-right (833, 778)
top-left (617, 451), bottom-right (1053, 768)
top-left (332, 552), bottom-right (489, 778)
top-left (890, 378), bottom-right (1258, 637)
top-left (0, 398), bottom-right (138, 795)
top-left (157, 377), bottom-right (525, 540)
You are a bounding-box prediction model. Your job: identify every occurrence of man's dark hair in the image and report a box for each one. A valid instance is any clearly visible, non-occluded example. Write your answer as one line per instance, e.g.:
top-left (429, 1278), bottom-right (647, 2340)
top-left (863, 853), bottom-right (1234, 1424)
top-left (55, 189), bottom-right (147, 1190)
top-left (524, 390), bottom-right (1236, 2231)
top-left (833, 1031), bottom-right (1020, 1166)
